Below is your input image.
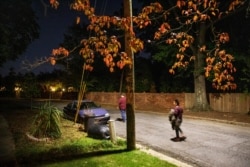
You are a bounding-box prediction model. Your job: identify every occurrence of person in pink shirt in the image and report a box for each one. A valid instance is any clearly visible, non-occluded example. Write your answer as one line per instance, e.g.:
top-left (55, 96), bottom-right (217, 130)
top-left (118, 94), bottom-right (126, 122)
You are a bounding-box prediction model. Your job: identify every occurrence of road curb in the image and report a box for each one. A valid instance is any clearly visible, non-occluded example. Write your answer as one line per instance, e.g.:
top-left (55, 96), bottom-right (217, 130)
top-left (184, 115), bottom-right (250, 127)
top-left (134, 109), bottom-right (250, 127)
top-left (136, 144), bottom-right (193, 167)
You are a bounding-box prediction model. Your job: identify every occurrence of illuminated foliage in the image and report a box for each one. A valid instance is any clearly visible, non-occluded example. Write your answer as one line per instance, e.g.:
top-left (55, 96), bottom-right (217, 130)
top-left (49, 0), bottom-right (247, 91)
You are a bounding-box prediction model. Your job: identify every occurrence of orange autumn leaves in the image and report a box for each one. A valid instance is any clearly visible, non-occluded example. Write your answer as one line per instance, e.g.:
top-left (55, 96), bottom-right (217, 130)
top-left (204, 33), bottom-right (236, 90)
top-left (49, 1), bottom-right (162, 73)
top-left (49, 0), bottom-right (245, 91)
top-left (151, 0), bottom-right (243, 91)
top-left (49, 0), bottom-right (59, 9)
top-left (50, 47), bottom-right (69, 65)
top-left (165, 32), bottom-right (195, 75)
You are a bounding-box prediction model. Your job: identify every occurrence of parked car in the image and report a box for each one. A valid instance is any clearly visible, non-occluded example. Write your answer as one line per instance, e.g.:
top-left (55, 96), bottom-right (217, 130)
top-left (63, 100), bottom-right (110, 124)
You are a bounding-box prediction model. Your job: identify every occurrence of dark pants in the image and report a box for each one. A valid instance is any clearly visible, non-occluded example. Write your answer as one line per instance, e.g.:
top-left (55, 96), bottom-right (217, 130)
top-left (175, 119), bottom-right (183, 138)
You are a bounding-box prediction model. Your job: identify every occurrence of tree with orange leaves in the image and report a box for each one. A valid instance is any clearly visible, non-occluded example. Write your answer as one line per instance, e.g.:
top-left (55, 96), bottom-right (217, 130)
top-left (138, 0), bottom-right (248, 111)
top-left (49, 0), bottom-right (247, 111)
top-left (137, 0), bottom-right (247, 111)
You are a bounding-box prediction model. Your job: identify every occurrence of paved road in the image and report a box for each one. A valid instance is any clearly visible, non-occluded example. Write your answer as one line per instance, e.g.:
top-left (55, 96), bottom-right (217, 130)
top-left (51, 101), bottom-right (250, 167)
top-left (107, 109), bottom-right (250, 167)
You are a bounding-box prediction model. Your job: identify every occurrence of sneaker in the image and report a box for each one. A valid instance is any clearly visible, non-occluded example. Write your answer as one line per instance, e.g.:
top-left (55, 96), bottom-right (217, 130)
top-left (181, 136), bottom-right (186, 140)
top-left (172, 137), bottom-right (181, 142)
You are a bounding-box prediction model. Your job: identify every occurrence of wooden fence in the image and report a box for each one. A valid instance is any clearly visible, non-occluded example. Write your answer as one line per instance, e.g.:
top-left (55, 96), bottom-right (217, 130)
top-left (208, 93), bottom-right (250, 113)
top-left (85, 92), bottom-right (250, 114)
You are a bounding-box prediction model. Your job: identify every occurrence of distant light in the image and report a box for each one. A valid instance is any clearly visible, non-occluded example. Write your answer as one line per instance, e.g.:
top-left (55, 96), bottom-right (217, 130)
top-left (50, 86), bottom-right (56, 92)
top-left (0, 86), bottom-right (6, 92)
top-left (15, 87), bottom-right (20, 91)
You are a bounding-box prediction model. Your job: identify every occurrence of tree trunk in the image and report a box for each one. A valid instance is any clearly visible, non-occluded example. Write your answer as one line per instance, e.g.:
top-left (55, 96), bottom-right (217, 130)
top-left (124, 0), bottom-right (136, 150)
top-left (192, 22), bottom-right (210, 111)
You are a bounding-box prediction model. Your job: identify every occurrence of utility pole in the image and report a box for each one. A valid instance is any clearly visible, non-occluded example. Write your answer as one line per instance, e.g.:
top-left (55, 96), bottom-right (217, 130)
top-left (124, 0), bottom-right (136, 150)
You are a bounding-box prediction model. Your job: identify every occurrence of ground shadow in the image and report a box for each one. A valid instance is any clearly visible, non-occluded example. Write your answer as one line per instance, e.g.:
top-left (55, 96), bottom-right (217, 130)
top-left (19, 149), bottom-right (130, 166)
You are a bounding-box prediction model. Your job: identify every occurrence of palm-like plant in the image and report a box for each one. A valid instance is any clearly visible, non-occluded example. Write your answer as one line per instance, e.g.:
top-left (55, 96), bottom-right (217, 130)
top-left (31, 102), bottom-right (62, 139)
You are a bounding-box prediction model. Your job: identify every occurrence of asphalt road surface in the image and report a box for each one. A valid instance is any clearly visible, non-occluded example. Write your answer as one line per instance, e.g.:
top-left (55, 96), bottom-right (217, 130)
top-left (108, 109), bottom-right (250, 167)
top-left (53, 101), bottom-right (250, 167)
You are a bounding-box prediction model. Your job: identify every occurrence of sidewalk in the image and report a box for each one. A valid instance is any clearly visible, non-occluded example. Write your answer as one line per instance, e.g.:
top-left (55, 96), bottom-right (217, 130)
top-left (0, 115), bottom-right (17, 167)
top-left (183, 110), bottom-right (250, 126)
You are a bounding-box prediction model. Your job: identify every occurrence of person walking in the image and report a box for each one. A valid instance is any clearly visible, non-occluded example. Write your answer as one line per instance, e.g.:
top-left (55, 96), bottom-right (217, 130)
top-left (171, 99), bottom-right (185, 141)
top-left (118, 94), bottom-right (126, 122)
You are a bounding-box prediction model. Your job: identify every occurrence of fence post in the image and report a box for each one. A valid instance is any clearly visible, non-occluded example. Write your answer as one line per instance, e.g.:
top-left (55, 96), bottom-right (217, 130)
top-left (108, 120), bottom-right (116, 143)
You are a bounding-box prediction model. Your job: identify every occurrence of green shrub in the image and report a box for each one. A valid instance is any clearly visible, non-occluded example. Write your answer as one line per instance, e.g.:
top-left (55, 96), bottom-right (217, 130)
top-left (31, 102), bottom-right (62, 139)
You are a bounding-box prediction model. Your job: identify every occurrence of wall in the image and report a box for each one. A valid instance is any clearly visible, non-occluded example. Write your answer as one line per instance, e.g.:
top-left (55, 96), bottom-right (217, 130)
top-left (86, 92), bottom-right (250, 114)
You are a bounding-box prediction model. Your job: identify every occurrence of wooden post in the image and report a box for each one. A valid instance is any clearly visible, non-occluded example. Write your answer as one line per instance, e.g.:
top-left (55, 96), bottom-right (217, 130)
top-left (108, 120), bottom-right (116, 143)
top-left (124, 0), bottom-right (136, 151)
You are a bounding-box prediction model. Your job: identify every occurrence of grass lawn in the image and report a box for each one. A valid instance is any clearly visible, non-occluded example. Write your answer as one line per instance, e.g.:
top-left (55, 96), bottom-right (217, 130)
top-left (42, 150), bottom-right (175, 167)
top-left (1, 100), bottom-right (176, 167)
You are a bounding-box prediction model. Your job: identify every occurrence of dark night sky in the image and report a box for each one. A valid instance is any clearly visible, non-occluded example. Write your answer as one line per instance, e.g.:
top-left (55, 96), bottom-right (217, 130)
top-left (0, 0), bottom-right (129, 76)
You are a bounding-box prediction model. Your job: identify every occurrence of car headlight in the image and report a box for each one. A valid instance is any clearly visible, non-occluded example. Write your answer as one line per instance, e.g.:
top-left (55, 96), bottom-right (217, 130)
top-left (105, 113), bottom-right (110, 117)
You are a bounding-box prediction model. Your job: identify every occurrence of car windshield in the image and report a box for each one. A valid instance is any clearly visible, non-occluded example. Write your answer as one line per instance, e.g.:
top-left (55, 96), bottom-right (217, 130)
top-left (80, 101), bottom-right (98, 109)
